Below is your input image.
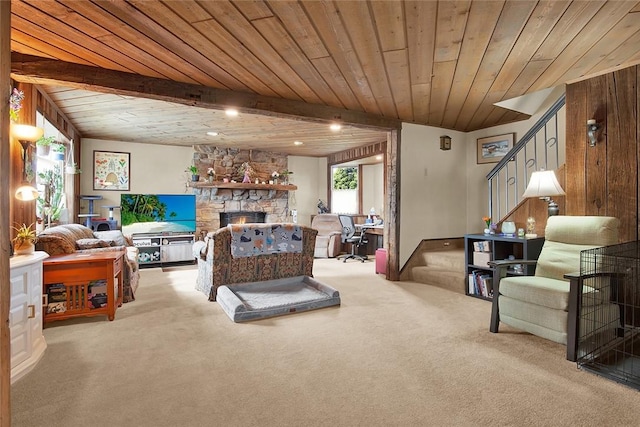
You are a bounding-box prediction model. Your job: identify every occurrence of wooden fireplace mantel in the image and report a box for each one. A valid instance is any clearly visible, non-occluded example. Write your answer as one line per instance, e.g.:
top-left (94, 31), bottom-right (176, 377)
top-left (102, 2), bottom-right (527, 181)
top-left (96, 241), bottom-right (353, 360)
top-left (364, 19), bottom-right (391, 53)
top-left (187, 182), bottom-right (297, 191)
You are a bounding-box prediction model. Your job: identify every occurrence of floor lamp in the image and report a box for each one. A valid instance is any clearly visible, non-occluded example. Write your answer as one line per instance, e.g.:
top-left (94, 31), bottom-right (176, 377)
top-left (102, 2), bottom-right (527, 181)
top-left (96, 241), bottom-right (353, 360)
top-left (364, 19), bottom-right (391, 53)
top-left (522, 169), bottom-right (566, 216)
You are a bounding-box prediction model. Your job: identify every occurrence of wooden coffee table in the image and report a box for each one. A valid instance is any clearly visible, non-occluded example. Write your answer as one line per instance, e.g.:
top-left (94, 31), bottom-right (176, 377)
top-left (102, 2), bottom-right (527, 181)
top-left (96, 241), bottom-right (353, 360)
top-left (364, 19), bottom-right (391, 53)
top-left (42, 251), bottom-right (124, 323)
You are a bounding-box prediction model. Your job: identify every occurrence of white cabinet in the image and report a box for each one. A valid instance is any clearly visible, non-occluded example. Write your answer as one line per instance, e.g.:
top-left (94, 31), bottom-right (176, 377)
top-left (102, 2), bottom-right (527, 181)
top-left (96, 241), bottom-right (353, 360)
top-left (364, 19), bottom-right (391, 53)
top-left (131, 233), bottom-right (195, 267)
top-left (161, 241), bottom-right (194, 263)
top-left (10, 251), bottom-right (48, 383)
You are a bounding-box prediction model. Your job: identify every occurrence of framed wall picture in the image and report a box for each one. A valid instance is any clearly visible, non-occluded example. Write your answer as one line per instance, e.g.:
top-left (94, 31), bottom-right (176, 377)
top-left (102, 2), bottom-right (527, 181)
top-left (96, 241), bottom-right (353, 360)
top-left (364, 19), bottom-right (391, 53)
top-left (477, 133), bottom-right (515, 164)
top-left (93, 150), bottom-right (130, 191)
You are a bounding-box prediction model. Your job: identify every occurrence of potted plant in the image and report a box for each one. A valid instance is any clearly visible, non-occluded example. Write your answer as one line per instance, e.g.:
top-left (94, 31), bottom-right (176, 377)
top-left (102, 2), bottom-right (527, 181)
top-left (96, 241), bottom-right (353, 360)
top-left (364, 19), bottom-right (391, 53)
top-left (12, 223), bottom-right (37, 255)
top-left (65, 164), bottom-right (82, 175)
top-left (35, 136), bottom-right (56, 157)
top-left (280, 169), bottom-right (293, 185)
top-left (37, 165), bottom-right (65, 225)
top-left (51, 143), bottom-right (65, 161)
top-left (64, 139), bottom-right (81, 174)
top-left (186, 165), bottom-right (199, 182)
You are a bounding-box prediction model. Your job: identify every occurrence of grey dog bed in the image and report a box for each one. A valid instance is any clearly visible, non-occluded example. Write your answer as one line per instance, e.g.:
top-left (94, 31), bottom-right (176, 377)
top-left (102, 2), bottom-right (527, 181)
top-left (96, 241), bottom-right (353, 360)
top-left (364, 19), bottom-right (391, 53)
top-left (216, 275), bottom-right (341, 322)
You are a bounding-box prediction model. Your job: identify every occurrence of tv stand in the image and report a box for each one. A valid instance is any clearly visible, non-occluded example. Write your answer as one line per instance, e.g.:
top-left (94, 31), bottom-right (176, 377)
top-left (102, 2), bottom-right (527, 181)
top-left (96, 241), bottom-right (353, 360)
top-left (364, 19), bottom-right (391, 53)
top-left (131, 232), bottom-right (195, 267)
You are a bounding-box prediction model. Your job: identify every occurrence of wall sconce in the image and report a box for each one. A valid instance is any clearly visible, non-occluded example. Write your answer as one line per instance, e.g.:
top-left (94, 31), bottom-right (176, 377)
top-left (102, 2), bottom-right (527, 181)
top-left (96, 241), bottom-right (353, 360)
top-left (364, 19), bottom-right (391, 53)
top-left (11, 124), bottom-right (44, 201)
top-left (522, 169), bottom-right (566, 216)
top-left (440, 135), bottom-right (451, 151)
top-left (15, 185), bottom-right (39, 201)
top-left (587, 119), bottom-right (599, 147)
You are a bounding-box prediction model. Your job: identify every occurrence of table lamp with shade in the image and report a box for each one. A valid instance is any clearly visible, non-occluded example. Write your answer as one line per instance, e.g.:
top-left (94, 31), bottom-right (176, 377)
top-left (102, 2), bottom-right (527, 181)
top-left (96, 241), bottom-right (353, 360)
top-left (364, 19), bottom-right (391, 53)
top-left (11, 124), bottom-right (44, 201)
top-left (522, 169), bottom-right (566, 216)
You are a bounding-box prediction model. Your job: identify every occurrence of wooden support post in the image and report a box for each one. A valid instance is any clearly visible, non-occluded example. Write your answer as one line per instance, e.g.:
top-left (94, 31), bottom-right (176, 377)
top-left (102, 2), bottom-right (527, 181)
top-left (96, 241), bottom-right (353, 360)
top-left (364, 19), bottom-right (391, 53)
top-left (1, 2), bottom-right (13, 425)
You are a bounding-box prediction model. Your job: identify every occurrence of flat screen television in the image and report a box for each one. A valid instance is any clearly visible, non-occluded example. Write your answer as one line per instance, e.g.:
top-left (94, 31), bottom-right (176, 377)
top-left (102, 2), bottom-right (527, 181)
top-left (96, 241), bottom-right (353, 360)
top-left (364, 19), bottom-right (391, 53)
top-left (121, 194), bottom-right (196, 236)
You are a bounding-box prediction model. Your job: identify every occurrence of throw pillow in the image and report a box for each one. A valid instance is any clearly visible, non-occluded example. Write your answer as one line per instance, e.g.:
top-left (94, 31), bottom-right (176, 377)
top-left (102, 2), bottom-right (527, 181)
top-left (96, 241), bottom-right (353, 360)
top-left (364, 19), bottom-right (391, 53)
top-left (35, 234), bottom-right (76, 255)
top-left (94, 230), bottom-right (127, 247)
top-left (76, 238), bottom-right (112, 250)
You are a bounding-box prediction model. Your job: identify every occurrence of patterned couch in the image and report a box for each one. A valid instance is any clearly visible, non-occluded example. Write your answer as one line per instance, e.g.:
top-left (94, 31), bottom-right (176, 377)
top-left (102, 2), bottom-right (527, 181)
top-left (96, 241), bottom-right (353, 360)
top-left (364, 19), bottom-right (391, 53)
top-left (193, 223), bottom-right (317, 301)
top-left (35, 224), bottom-right (140, 303)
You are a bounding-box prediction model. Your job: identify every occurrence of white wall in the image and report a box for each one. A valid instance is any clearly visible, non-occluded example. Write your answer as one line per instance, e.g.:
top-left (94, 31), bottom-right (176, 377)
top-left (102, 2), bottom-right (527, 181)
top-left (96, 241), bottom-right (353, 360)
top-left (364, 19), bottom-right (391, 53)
top-left (80, 138), bottom-right (194, 222)
top-left (287, 156), bottom-right (326, 227)
top-left (362, 163), bottom-right (384, 217)
top-left (400, 124), bottom-right (468, 265)
top-left (79, 142), bottom-right (324, 228)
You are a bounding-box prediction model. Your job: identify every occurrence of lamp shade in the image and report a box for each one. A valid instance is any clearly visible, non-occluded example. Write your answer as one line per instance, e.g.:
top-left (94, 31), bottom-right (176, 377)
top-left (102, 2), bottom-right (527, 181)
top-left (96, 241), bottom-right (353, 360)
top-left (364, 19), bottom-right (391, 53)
top-left (11, 124), bottom-right (44, 142)
top-left (522, 170), bottom-right (566, 198)
top-left (15, 185), bottom-right (39, 201)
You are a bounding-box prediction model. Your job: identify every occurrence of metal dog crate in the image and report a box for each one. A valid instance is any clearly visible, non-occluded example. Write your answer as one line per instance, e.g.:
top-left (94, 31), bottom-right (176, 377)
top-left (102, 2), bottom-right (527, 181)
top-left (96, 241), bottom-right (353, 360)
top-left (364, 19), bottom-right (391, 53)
top-left (578, 242), bottom-right (640, 390)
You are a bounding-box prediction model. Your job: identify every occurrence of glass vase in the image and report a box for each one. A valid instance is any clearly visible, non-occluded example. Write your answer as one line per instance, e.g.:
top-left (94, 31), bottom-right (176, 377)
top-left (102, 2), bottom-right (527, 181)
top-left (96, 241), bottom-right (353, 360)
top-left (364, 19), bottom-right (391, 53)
top-left (501, 221), bottom-right (516, 236)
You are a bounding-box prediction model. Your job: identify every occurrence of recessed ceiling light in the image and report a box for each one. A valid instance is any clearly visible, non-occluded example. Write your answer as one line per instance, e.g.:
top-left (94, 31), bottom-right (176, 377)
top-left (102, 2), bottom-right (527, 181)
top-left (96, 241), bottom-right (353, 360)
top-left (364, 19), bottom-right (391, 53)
top-left (225, 108), bottom-right (239, 117)
top-left (376, 155), bottom-right (383, 160)
top-left (207, 131), bottom-right (219, 136)
top-left (294, 141), bottom-right (303, 146)
top-left (330, 123), bottom-right (342, 131)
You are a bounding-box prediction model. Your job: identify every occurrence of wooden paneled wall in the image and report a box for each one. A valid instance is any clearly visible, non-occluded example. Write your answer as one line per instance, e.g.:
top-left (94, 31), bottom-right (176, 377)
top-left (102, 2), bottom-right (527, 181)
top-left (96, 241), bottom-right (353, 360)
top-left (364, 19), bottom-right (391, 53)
top-left (565, 66), bottom-right (639, 243)
top-left (1, 2), bottom-right (11, 423)
top-left (9, 83), bottom-right (82, 231)
top-left (10, 82), bottom-right (38, 233)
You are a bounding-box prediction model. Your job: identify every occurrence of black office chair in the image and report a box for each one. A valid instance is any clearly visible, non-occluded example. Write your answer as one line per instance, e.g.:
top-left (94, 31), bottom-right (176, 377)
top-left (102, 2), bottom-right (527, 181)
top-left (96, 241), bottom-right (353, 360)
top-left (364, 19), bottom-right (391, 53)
top-left (337, 215), bottom-right (369, 263)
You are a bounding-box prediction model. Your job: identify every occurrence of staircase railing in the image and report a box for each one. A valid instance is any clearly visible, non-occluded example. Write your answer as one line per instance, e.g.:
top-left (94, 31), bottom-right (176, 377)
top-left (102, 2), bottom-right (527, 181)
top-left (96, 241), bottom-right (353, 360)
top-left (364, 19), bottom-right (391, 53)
top-left (487, 94), bottom-right (566, 221)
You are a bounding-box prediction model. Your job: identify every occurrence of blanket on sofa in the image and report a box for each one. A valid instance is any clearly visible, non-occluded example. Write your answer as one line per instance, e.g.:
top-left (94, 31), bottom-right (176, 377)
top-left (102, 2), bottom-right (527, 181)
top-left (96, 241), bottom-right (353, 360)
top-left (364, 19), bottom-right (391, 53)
top-left (229, 223), bottom-right (303, 258)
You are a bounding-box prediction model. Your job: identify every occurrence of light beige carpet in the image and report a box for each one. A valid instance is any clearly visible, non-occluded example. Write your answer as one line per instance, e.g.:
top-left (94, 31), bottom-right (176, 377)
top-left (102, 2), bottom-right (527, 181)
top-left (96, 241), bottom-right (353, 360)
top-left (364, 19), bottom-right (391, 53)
top-left (11, 259), bottom-right (640, 426)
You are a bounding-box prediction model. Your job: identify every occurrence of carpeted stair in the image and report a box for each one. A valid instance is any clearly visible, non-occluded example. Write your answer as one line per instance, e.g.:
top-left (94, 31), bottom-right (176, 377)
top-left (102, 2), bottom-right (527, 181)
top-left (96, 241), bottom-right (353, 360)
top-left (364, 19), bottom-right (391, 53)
top-left (410, 249), bottom-right (466, 294)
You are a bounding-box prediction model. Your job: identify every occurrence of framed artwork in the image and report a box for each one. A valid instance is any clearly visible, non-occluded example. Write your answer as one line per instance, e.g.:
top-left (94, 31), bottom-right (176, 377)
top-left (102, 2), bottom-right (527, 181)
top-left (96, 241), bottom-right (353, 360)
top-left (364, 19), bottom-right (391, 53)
top-left (93, 150), bottom-right (130, 190)
top-left (477, 133), bottom-right (515, 164)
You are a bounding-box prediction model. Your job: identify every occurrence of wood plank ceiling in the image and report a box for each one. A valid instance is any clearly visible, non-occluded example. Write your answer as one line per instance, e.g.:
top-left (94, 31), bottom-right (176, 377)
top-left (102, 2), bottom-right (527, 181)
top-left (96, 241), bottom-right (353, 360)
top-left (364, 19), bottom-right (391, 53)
top-left (9, 0), bottom-right (640, 156)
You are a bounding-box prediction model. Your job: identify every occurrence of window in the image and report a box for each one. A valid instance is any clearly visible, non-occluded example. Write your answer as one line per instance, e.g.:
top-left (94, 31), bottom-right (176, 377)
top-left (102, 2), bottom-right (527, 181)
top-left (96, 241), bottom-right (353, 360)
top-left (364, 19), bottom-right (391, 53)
top-left (331, 166), bottom-right (358, 214)
top-left (35, 111), bottom-right (70, 226)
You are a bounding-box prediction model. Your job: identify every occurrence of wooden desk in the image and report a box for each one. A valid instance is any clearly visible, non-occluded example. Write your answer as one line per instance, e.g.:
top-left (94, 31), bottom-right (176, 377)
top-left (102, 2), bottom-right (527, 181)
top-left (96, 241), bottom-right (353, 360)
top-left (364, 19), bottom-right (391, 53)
top-left (358, 225), bottom-right (383, 235)
top-left (356, 224), bottom-right (384, 254)
top-left (43, 251), bottom-right (124, 323)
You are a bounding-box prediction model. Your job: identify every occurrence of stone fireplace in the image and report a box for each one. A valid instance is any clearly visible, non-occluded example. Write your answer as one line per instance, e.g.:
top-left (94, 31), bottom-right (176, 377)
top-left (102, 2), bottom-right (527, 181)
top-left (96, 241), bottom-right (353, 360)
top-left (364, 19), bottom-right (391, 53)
top-left (190, 147), bottom-right (291, 235)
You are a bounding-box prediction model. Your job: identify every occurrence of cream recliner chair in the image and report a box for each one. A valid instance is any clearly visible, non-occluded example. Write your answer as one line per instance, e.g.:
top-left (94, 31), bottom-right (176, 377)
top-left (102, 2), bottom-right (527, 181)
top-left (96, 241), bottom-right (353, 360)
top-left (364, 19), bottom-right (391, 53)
top-left (489, 215), bottom-right (620, 361)
top-left (311, 214), bottom-right (343, 258)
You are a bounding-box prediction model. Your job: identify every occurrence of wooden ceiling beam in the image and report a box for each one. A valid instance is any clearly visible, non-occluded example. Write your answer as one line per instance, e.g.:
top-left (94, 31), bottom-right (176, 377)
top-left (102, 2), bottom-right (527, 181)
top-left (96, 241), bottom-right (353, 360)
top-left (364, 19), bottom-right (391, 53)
top-left (11, 53), bottom-right (401, 131)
